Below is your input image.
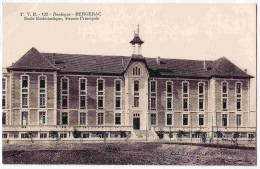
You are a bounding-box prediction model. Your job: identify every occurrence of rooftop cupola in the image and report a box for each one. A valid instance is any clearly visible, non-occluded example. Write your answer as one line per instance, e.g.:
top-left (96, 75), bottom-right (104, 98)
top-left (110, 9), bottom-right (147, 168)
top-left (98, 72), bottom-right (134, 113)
top-left (130, 24), bottom-right (144, 55)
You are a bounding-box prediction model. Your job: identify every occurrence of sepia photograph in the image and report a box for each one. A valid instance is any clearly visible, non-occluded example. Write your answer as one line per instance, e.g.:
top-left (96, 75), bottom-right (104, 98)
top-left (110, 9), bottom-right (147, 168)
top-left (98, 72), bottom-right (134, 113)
top-left (1, 1), bottom-right (257, 166)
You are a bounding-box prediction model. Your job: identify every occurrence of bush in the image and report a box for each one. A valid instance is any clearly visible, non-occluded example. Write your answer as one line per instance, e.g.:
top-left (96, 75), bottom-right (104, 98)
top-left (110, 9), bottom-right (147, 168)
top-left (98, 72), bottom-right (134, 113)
top-left (73, 130), bottom-right (81, 138)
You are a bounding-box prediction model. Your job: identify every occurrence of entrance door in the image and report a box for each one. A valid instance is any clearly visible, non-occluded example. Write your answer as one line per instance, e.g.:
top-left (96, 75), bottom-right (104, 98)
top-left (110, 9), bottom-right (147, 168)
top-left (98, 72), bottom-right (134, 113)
top-left (133, 118), bottom-right (140, 130)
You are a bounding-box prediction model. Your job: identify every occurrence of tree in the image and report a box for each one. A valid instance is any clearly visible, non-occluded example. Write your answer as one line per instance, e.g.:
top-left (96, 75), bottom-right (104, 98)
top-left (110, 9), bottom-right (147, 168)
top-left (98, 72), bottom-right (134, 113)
top-left (177, 130), bottom-right (185, 142)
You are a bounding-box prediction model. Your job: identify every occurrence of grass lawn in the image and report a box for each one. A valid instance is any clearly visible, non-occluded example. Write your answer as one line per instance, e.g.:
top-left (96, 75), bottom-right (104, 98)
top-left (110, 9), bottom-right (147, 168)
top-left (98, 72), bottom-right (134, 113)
top-left (2, 142), bottom-right (257, 165)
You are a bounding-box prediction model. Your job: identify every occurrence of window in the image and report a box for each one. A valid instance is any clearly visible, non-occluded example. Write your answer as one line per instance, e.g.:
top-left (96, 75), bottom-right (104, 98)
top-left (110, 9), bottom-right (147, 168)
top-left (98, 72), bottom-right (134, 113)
top-left (80, 112), bottom-right (86, 125)
top-left (98, 113), bottom-right (104, 125)
top-left (39, 76), bottom-right (46, 108)
top-left (150, 81), bottom-right (157, 110)
top-left (115, 113), bottom-right (121, 125)
top-left (166, 114), bottom-right (173, 126)
top-left (97, 79), bottom-right (104, 109)
top-left (82, 133), bottom-right (90, 138)
top-left (61, 112), bottom-right (68, 125)
top-left (2, 112), bottom-right (6, 125)
top-left (198, 82), bottom-right (205, 111)
top-left (199, 114), bottom-right (204, 126)
top-left (222, 114), bottom-right (228, 127)
top-left (183, 114), bottom-right (188, 126)
top-left (21, 133), bottom-right (29, 138)
top-left (21, 111), bottom-right (28, 125)
top-left (21, 76), bottom-right (29, 108)
top-left (134, 81), bottom-right (139, 92)
top-left (40, 133), bottom-right (47, 138)
top-left (133, 67), bottom-right (140, 75)
top-left (236, 82), bottom-right (242, 111)
top-left (183, 98), bottom-right (188, 110)
top-left (166, 81), bottom-right (173, 110)
top-left (222, 82), bottom-right (228, 111)
top-left (150, 114), bottom-right (156, 125)
top-left (2, 78), bottom-right (6, 109)
top-left (61, 78), bottom-right (69, 109)
top-left (134, 97), bottom-right (139, 107)
top-left (223, 98), bottom-right (227, 111)
top-left (39, 112), bottom-right (46, 124)
top-left (236, 114), bottom-right (242, 126)
top-left (115, 80), bottom-right (121, 110)
top-left (79, 78), bottom-right (87, 109)
top-left (237, 99), bottom-right (241, 111)
top-left (182, 82), bottom-right (189, 110)
top-left (2, 133), bottom-right (7, 138)
top-left (60, 133), bottom-right (67, 138)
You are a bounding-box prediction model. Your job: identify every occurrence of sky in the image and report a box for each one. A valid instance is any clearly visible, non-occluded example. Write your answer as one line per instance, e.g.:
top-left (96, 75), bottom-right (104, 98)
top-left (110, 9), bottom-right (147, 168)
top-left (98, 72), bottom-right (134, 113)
top-left (2, 3), bottom-right (256, 110)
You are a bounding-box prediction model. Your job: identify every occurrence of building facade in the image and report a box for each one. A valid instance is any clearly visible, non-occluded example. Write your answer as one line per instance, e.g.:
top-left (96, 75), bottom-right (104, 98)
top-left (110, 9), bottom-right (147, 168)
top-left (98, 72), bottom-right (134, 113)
top-left (2, 29), bottom-right (256, 141)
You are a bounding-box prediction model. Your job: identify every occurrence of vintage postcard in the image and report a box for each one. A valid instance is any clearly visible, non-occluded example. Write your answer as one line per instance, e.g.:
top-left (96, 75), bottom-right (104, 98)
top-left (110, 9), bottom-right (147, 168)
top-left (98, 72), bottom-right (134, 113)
top-left (1, 2), bottom-right (257, 166)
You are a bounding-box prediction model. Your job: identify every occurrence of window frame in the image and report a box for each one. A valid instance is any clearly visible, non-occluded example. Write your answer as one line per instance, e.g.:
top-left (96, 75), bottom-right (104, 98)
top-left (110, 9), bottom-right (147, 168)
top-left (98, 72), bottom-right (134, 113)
top-left (235, 82), bottom-right (242, 111)
top-left (182, 113), bottom-right (189, 126)
top-left (38, 111), bottom-right (47, 125)
top-left (79, 78), bottom-right (87, 109)
top-left (79, 112), bottom-right (87, 125)
top-left (221, 113), bottom-right (228, 127)
top-left (198, 82), bottom-right (205, 111)
top-left (61, 112), bottom-right (69, 125)
top-left (97, 112), bottom-right (105, 125)
top-left (2, 112), bottom-right (7, 125)
top-left (166, 113), bottom-right (174, 126)
top-left (221, 81), bottom-right (228, 111)
top-left (21, 111), bottom-right (29, 126)
top-left (2, 77), bottom-right (7, 109)
top-left (166, 81), bottom-right (173, 110)
top-left (150, 80), bottom-right (157, 110)
top-left (21, 75), bottom-right (30, 108)
top-left (38, 75), bottom-right (47, 108)
top-left (182, 81), bottom-right (189, 111)
top-left (115, 113), bottom-right (121, 125)
top-left (198, 114), bottom-right (204, 126)
top-left (236, 113), bottom-right (242, 126)
top-left (97, 79), bottom-right (105, 110)
top-left (150, 113), bottom-right (157, 126)
top-left (60, 77), bottom-right (69, 109)
top-left (115, 79), bottom-right (122, 110)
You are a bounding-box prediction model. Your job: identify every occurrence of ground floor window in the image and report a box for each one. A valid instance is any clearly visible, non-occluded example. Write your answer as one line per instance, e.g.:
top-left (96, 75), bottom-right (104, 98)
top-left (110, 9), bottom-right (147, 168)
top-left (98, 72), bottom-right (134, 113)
top-left (2, 112), bottom-right (6, 125)
top-left (80, 112), bottom-right (86, 125)
top-left (150, 114), bottom-right (156, 125)
top-left (21, 112), bottom-right (28, 125)
top-left (2, 133), bottom-right (7, 138)
top-left (60, 132), bottom-right (67, 138)
top-left (82, 133), bottom-right (90, 138)
top-left (115, 113), bottom-right (121, 125)
top-left (21, 133), bottom-right (29, 138)
top-left (40, 133), bottom-right (47, 138)
top-left (236, 114), bottom-right (242, 126)
top-left (39, 111), bottom-right (46, 124)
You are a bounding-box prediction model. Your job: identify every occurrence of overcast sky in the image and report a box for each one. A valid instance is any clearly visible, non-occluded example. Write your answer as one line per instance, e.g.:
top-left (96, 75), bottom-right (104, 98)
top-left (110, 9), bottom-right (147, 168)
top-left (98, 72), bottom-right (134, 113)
top-left (2, 3), bottom-right (256, 110)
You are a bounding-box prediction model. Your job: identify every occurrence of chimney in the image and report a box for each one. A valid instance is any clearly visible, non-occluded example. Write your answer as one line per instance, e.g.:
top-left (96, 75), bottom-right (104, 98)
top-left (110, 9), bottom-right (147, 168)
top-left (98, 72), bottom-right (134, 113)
top-left (157, 56), bottom-right (160, 65)
top-left (122, 57), bottom-right (127, 66)
top-left (244, 69), bottom-right (247, 74)
top-left (203, 60), bottom-right (206, 70)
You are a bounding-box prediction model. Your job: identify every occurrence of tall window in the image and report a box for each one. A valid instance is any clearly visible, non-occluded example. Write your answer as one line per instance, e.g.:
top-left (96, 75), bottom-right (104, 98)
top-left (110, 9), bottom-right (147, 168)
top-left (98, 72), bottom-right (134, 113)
top-left (61, 112), bottom-right (68, 125)
top-left (166, 81), bottom-right (173, 110)
top-left (97, 79), bottom-right (104, 109)
top-left (115, 113), bottom-right (121, 125)
top-left (133, 67), bottom-right (140, 75)
top-left (79, 78), bottom-right (87, 109)
top-left (222, 82), bottom-right (228, 111)
top-left (166, 114), bottom-right (173, 126)
top-left (150, 114), bottom-right (156, 125)
top-left (150, 81), bottom-right (157, 110)
top-left (199, 114), bottom-right (204, 126)
top-left (21, 111), bottom-right (28, 125)
top-left (39, 111), bottom-right (46, 125)
top-left (21, 76), bottom-right (29, 108)
top-left (183, 114), bottom-right (188, 126)
top-left (236, 82), bottom-right (242, 111)
top-left (236, 114), bottom-right (242, 126)
top-left (198, 82), bottom-right (205, 111)
top-left (80, 112), bottom-right (86, 125)
top-left (134, 80), bottom-right (139, 107)
top-left (61, 78), bottom-right (69, 109)
top-left (2, 78), bottom-right (6, 109)
top-left (115, 80), bottom-right (121, 110)
top-left (2, 112), bottom-right (6, 125)
top-left (39, 76), bottom-right (46, 108)
top-left (222, 114), bottom-right (228, 127)
top-left (182, 82), bottom-right (189, 111)
top-left (98, 113), bottom-right (104, 125)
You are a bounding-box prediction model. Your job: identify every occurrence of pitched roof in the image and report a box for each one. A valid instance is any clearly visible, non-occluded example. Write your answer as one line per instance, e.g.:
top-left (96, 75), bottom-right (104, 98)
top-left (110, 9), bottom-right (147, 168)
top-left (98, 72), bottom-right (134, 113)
top-left (9, 47), bottom-right (59, 71)
top-left (8, 47), bottom-right (253, 79)
top-left (130, 34), bottom-right (144, 45)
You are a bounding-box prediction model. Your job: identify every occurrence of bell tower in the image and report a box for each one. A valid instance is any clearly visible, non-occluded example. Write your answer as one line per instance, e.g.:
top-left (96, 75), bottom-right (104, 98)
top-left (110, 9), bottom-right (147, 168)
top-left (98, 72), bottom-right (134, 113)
top-left (130, 24), bottom-right (144, 55)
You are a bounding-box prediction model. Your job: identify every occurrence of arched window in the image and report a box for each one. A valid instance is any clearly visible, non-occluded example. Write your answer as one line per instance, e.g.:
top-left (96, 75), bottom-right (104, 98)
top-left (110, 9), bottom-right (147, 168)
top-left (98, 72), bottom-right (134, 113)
top-left (133, 67), bottom-right (141, 76)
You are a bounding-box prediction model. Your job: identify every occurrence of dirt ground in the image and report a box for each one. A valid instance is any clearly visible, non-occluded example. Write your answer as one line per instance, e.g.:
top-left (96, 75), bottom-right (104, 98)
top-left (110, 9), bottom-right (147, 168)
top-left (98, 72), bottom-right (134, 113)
top-left (2, 142), bottom-right (257, 165)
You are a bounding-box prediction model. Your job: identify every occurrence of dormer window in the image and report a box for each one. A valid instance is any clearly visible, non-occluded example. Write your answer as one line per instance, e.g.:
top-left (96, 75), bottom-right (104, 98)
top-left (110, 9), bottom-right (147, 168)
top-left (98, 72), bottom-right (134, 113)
top-left (133, 67), bottom-right (140, 75)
